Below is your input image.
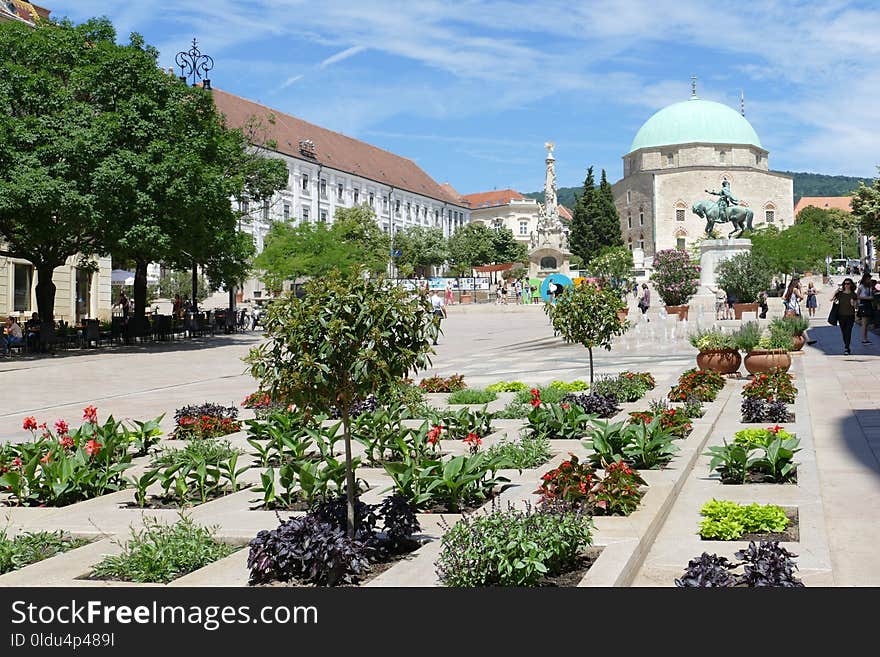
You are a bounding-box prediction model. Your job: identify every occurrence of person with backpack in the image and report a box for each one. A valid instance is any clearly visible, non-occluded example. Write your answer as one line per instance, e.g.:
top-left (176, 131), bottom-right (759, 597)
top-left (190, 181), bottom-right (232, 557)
top-left (637, 283), bottom-right (650, 321)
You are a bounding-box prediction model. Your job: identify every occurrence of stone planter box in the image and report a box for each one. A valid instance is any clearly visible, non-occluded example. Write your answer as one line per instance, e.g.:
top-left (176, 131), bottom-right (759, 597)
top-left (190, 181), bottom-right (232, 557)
top-left (696, 349), bottom-right (741, 375)
top-left (733, 302), bottom-right (759, 320)
top-left (743, 349), bottom-right (791, 375)
top-left (665, 305), bottom-right (689, 321)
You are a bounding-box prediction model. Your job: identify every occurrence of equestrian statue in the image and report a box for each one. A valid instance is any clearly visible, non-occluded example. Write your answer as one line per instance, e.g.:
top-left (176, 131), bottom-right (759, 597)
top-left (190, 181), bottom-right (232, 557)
top-left (691, 180), bottom-right (753, 238)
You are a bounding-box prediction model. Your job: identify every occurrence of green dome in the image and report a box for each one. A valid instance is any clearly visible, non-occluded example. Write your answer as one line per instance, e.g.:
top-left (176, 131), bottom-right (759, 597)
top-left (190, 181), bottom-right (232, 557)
top-left (629, 97), bottom-right (763, 152)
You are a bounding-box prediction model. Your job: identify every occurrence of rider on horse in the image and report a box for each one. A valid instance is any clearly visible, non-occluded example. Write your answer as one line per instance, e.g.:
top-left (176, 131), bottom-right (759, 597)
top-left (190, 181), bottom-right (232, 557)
top-left (705, 180), bottom-right (738, 222)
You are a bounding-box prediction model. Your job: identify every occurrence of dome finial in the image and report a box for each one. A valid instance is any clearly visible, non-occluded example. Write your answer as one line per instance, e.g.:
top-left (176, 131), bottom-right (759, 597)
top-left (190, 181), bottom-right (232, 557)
top-left (691, 74), bottom-right (698, 98)
top-left (740, 89), bottom-right (745, 116)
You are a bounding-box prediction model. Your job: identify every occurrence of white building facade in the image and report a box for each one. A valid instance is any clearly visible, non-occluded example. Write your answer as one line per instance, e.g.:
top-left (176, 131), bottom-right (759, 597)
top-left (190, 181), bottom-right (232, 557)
top-left (212, 90), bottom-right (469, 298)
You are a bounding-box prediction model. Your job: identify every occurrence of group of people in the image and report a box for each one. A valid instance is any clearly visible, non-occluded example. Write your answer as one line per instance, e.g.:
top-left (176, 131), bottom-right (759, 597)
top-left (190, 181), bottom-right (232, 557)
top-left (831, 272), bottom-right (879, 355)
top-left (2, 312), bottom-right (44, 356)
top-left (495, 277), bottom-right (536, 305)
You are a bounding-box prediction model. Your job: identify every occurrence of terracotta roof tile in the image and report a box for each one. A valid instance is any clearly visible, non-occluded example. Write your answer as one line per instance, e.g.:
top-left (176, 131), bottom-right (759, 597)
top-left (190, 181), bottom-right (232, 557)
top-left (558, 205), bottom-right (572, 221)
top-left (794, 196), bottom-right (853, 215)
top-left (211, 88), bottom-right (466, 207)
top-left (461, 189), bottom-right (526, 209)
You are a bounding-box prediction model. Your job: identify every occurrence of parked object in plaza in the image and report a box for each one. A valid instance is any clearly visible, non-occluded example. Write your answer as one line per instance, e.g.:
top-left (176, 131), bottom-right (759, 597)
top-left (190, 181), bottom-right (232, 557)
top-left (689, 328), bottom-right (740, 374)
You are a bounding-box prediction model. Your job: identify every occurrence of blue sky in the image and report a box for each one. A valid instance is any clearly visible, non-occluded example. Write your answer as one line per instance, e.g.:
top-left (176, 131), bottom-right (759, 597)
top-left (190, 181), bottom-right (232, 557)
top-left (50, 0), bottom-right (880, 195)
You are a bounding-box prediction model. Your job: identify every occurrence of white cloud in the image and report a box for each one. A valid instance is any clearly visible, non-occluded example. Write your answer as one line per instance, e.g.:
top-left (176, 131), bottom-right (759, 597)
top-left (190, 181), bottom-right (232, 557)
top-left (280, 74), bottom-right (304, 88)
top-left (319, 45), bottom-right (366, 68)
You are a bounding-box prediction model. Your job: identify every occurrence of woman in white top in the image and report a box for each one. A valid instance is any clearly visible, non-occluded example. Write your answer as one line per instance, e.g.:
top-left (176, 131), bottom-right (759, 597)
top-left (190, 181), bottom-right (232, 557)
top-left (856, 272), bottom-right (874, 344)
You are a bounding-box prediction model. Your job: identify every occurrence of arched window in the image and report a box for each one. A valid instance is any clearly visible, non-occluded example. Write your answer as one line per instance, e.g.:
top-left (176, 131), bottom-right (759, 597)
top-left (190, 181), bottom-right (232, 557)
top-left (626, 189), bottom-right (632, 204)
top-left (540, 256), bottom-right (557, 270)
top-left (718, 149), bottom-right (726, 164)
top-left (675, 200), bottom-right (687, 222)
top-left (639, 207), bottom-right (644, 226)
top-left (627, 212), bottom-right (632, 229)
top-left (764, 202), bottom-right (776, 224)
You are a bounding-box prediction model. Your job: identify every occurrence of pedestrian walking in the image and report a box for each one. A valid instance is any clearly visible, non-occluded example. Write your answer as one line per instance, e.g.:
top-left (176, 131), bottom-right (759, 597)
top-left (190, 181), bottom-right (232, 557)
top-left (637, 283), bottom-right (650, 321)
top-left (857, 272), bottom-right (874, 344)
top-left (430, 290), bottom-right (447, 345)
top-left (514, 279), bottom-right (523, 305)
top-left (783, 278), bottom-right (803, 318)
top-left (806, 283), bottom-right (818, 318)
top-left (725, 288), bottom-right (737, 320)
top-left (713, 286), bottom-right (727, 321)
top-left (832, 278), bottom-right (858, 355)
top-left (445, 281), bottom-right (455, 306)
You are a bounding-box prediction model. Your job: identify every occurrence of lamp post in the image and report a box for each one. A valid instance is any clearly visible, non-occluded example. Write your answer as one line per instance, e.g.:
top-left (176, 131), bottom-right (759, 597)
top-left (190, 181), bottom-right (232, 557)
top-left (175, 39), bottom-right (214, 328)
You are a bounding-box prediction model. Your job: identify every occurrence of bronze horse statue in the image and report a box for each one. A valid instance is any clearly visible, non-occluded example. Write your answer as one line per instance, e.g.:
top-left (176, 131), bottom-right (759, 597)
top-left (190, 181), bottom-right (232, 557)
top-left (692, 199), bottom-right (754, 238)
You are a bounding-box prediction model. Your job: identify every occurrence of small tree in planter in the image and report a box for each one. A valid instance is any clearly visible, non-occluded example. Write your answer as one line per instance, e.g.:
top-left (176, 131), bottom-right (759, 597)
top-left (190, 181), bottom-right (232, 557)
top-left (544, 282), bottom-right (628, 384)
top-left (716, 252), bottom-right (773, 317)
top-left (650, 249), bottom-right (700, 315)
top-left (245, 269), bottom-right (435, 537)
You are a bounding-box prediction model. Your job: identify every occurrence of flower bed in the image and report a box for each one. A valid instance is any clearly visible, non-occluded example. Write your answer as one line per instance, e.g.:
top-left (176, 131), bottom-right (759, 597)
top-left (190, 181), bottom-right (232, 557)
top-left (668, 368), bottom-right (726, 402)
top-left (536, 455), bottom-right (646, 516)
top-left (418, 374), bottom-right (466, 392)
top-left (0, 408), bottom-right (161, 507)
top-left (676, 541), bottom-right (804, 587)
top-left (629, 407), bottom-right (692, 438)
top-left (172, 403), bottom-right (241, 440)
top-left (703, 426), bottom-right (799, 484)
top-left (742, 368), bottom-right (797, 403)
top-left (0, 529), bottom-right (90, 575)
top-left (698, 499), bottom-right (795, 541)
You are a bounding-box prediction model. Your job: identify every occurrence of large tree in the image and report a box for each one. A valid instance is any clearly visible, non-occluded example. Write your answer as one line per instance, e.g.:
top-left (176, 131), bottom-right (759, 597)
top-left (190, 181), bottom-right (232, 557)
top-left (795, 204), bottom-right (859, 259)
top-left (447, 222), bottom-right (495, 273)
top-left (253, 205), bottom-right (389, 289)
top-left (0, 18), bottom-right (121, 324)
top-left (491, 226), bottom-right (528, 264)
top-left (393, 225), bottom-right (447, 278)
top-left (750, 223), bottom-right (837, 277)
top-left (0, 17), bottom-right (287, 329)
top-left (567, 167), bottom-right (623, 266)
top-left (568, 167), bottom-right (596, 266)
top-left (850, 171), bottom-right (880, 245)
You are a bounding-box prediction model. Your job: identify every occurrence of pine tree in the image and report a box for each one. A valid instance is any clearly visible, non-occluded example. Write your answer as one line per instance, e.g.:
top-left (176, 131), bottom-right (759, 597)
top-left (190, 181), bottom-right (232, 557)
top-left (568, 167), bottom-right (596, 265)
top-left (593, 169), bottom-right (623, 254)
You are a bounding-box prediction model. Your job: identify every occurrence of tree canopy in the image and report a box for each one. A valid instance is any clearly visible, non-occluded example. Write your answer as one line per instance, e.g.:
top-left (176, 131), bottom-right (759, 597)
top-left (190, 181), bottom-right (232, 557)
top-left (568, 167), bottom-right (622, 266)
top-left (393, 225), bottom-right (448, 278)
top-left (253, 206), bottom-right (389, 289)
top-left (851, 171), bottom-right (880, 241)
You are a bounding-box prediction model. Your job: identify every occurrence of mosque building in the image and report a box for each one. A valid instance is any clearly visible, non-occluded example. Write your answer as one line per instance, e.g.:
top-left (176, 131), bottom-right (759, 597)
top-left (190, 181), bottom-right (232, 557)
top-left (612, 81), bottom-right (794, 261)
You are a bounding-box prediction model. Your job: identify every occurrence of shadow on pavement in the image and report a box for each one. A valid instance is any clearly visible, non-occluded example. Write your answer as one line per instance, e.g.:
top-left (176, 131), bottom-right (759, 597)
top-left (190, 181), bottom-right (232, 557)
top-left (837, 412), bottom-right (880, 475)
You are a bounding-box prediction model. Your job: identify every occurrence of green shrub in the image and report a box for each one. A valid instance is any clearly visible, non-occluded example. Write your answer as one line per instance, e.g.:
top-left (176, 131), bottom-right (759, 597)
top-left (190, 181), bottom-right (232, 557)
top-left (546, 380), bottom-right (590, 393)
top-left (435, 502), bottom-right (594, 586)
top-left (591, 374), bottom-right (649, 402)
top-left (447, 389), bottom-right (497, 405)
top-left (485, 435), bottom-right (552, 469)
top-left (689, 329), bottom-right (736, 351)
top-left (485, 381), bottom-right (529, 393)
top-left (494, 400), bottom-right (532, 419)
top-left (698, 500), bottom-right (789, 540)
top-left (0, 529), bottom-right (90, 575)
top-left (90, 516), bottom-right (235, 583)
top-left (419, 374), bottom-right (466, 393)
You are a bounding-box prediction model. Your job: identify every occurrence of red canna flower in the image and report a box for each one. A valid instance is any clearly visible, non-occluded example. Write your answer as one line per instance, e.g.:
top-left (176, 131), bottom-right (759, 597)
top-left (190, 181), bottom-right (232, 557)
top-left (84, 439), bottom-right (102, 457)
top-left (427, 425), bottom-right (443, 446)
top-left (12, 457), bottom-right (22, 468)
top-left (59, 434), bottom-right (75, 449)
top-left (22, 416), bottom-right (38, 431)
top-left (83, 405), bottom-right (98, 424)
top-left (561, 403), bottom-right (570, 411)
top-left (40, 453), bottom-right (51, 464)
top-left (54, 419), bottom-right (69, 435)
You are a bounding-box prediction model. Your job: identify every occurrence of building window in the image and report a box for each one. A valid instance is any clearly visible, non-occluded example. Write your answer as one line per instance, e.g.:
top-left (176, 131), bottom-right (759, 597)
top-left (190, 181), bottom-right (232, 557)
top-left (262, 200), bottom-right (270, 220)
top-left (406, 203), bottom-right (411, 219)
top-left (383, 196), bottom-right (388, 211)
top-left (519, 220), bottom-right (528, 235)
top-left (434, 210), bottom-right (439, 221)
top-left (677, 237), bottom-right (686, 250)
top-left (666, 153), bottom-right (674, 166)
top-left (283, 203), bottom-right (290, 221)
top-left (766, 209), bottom-right (775, 223)
top-left (628, 241), bottom-right (633, 251)
top-left (395, 200), bottom-right (401, 215)
top-left (639, 240), bottom-right (644, 250)
top-left (369, 192), bottom-right (374, 207)
top-left (302, 207), bottom-right (309, 222)
top-left (676, 208), bottom-right (685, 222)
top-left (320, 179), bottom-right (327, 198)
top-left (337, 183), bottom-right (344, 201)
top-left (240, 200), bottom-right (249, 215)
top-left (353, 188), bottom-right (359, 204)
top-left (639, 209), bottom-right (644, 226)
top-left (626, 190), bottom-right (632, 204)
top-left (627, 213), bottom-right (632, 229)
top-left (719, 150), bottom-right (726, 164)
top-left (13, 263), bottom-right (32, 312)
top-left (320, 209), bottom-right (327, 222)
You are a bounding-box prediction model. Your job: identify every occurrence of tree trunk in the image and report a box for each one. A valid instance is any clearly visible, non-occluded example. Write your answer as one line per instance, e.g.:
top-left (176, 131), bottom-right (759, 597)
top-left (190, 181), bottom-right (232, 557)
top-left (340, 401), bottom-right (356, 539)
top-left (132, 258), bottom-right (148, 336)
top-left (191, 260), bottom-right (199, 315)
top-left (588, 347), bottom-right (594, 385)
top-left (35, 264), bottom-right (58, 326)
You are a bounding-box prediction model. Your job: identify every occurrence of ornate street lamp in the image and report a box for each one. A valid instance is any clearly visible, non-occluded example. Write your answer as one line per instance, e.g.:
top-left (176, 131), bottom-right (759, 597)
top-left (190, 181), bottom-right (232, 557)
top-left (175, 38), bottom-right (214, 89)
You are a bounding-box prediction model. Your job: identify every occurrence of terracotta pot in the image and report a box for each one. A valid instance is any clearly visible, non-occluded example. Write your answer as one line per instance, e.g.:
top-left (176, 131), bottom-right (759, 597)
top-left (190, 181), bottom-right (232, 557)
top-left (743, 350), bottom-right (791, 375)
top-left (733, 302), bottom-right (759, 320)
top-left (665, 304), bottom-right (689, 321)
top-left (460, 293), bottom-right (473, 304)
top-left (696, 349), bottom-right (742, 374)
top-left (791, 334), bottom-right (805, 351)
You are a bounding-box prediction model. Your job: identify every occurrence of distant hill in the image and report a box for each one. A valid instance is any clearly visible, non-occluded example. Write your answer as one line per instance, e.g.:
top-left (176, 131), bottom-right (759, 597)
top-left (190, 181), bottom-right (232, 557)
top-left (525, 171), bottom-right (875, 207)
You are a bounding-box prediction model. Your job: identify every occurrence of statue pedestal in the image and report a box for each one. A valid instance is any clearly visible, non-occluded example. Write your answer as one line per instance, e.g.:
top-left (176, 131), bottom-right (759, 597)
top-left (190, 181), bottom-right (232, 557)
top-left (699, 238), bottom-right (752, 291)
